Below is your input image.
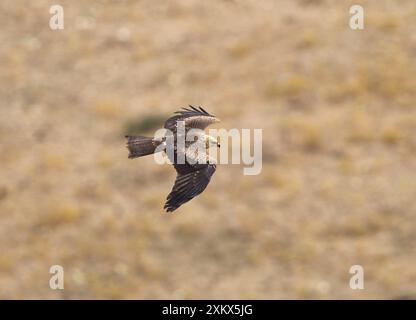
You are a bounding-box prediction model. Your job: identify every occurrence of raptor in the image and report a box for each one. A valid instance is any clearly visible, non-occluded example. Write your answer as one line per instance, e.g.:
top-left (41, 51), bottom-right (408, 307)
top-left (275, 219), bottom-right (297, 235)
top-left (125, 106), bottom-right (220, 212)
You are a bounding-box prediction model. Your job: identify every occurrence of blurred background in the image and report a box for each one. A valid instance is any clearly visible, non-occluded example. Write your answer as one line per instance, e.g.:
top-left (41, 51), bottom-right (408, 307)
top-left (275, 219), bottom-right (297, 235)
top-left (0, 0), bottom-right (415, 299)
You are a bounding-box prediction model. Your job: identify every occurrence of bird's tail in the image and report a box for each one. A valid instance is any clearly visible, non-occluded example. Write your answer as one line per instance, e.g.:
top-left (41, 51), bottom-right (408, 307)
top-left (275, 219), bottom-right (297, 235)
top-left (125, 135), bottom-right (161, 158)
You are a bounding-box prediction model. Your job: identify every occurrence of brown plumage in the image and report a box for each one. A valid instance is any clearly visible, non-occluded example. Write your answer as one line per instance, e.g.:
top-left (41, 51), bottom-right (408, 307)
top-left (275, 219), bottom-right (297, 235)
top-left (164, 106), bottom-right (219, 132)
top-left (125, 106), bottom-right (220, 212)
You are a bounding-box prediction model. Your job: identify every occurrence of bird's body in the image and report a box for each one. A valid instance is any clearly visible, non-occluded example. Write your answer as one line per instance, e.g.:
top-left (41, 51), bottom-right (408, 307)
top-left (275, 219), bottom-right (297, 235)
top-left (125, 106), bottom-right (220, 212)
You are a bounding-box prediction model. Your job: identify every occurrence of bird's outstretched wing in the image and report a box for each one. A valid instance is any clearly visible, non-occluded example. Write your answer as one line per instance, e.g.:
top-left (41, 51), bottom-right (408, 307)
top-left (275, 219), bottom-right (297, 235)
top-left (164, 105), bottom-right (219, 132)
top-left (164, 163), bottom-right (216, 212)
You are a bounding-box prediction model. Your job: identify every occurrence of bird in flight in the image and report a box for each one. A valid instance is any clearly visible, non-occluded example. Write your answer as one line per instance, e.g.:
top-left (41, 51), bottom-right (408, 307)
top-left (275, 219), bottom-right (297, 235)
top-left (125, 106), bottom-right (220, 212)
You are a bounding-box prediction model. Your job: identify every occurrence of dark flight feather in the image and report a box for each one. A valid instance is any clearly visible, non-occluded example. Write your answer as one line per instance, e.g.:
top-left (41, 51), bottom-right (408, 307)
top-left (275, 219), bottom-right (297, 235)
top-left (164, 105), bottom-right (219, 131)
top-left (164, 164), bottom-right (216, 212)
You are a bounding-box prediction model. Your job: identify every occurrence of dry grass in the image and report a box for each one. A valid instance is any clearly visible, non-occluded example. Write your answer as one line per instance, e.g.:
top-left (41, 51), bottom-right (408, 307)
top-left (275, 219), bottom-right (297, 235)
top-left (0, 0), bottom-right (415, 299)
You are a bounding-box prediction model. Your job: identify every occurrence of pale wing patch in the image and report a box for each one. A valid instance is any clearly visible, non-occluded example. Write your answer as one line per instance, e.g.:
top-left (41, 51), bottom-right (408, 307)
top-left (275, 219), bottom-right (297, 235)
top-left (164, 106), bottom-right (219, 131)
top-left (184, 115), bottom-right (219, 130)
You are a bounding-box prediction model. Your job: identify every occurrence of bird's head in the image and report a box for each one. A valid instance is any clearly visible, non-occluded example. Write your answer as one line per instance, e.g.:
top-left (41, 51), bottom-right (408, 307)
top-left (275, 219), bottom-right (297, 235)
top-left (205, 135), bottom-right (220, 149)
